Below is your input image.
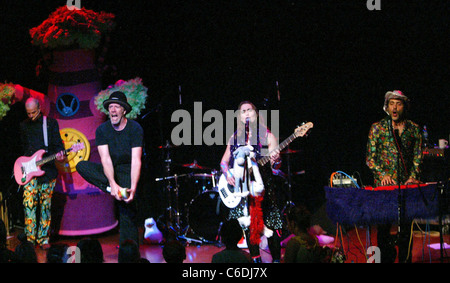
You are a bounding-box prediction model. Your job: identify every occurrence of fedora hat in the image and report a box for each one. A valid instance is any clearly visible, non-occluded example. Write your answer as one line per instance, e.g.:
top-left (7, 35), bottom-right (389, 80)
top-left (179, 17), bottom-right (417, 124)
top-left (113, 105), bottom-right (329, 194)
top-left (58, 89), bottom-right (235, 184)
top-left (383, 90), bottom-right (410, 114)
top-left (103, 91), bottom-right (132, 114)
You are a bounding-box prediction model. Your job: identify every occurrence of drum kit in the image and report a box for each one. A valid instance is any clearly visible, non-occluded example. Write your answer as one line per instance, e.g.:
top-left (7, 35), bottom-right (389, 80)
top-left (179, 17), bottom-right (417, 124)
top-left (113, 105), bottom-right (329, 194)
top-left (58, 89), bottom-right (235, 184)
top-left (155, 142), bottom-right (225, 244)
top-left (155, 141), bottom-right (304, 244)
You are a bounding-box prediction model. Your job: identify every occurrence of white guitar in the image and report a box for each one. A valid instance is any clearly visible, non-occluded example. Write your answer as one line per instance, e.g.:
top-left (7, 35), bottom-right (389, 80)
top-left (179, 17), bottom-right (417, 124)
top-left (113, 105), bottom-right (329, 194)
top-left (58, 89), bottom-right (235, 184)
top-left (218, 122), bottom-right (314, 208)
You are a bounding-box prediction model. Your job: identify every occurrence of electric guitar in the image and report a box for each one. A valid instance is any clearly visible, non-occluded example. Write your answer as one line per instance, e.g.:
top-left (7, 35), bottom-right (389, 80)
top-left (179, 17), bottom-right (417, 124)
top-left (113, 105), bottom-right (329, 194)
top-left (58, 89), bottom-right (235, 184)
top-left (14, 142), bottom-right (85, 186)
top-left (218, 122), bottom-right (314, 208)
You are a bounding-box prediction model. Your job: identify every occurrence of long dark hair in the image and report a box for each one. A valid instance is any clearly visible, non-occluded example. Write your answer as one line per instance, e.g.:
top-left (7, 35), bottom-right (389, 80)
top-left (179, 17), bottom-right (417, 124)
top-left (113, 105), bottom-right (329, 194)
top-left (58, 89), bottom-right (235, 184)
top-left (235, 101), bottom-right (268, 141)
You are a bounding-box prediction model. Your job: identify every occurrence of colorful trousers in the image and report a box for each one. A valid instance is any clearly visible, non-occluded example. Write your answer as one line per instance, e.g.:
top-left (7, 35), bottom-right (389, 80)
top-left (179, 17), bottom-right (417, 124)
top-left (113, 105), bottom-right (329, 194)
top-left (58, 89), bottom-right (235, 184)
top-left (23, 178), bottom-right (56, 245)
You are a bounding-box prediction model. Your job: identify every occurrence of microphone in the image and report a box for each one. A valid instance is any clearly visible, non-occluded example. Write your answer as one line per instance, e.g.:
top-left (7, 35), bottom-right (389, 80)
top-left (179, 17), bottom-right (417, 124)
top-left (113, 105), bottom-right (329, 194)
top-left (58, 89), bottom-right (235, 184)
top-left (387, 115), bottom-right (394, 135)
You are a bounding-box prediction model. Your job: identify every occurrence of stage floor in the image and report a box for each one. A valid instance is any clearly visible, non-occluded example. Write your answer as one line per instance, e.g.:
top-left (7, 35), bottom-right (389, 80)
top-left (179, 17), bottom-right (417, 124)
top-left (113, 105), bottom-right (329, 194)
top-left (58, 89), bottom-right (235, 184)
top-left (5, 224), bottom-right (449, 263)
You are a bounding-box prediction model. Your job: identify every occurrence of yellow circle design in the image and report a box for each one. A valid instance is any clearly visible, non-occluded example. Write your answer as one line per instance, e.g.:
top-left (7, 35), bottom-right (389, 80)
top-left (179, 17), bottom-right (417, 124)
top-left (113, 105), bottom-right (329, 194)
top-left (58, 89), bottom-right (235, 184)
top-left (56, 128), bottom-right (91, 173)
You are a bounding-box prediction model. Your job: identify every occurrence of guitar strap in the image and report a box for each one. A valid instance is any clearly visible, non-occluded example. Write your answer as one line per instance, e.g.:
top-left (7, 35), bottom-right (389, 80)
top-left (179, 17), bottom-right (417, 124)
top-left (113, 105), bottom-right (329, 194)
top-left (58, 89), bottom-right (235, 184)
top-left (43, 116), bottom-right (48, 151)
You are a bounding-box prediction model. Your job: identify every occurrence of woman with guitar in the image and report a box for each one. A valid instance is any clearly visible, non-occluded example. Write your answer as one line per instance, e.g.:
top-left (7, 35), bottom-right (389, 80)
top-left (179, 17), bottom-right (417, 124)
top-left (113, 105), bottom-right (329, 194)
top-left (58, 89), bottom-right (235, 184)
top-left (19, 98), bottom-right (65, 249)
top-left (219, 101), bottom-right (283, 263)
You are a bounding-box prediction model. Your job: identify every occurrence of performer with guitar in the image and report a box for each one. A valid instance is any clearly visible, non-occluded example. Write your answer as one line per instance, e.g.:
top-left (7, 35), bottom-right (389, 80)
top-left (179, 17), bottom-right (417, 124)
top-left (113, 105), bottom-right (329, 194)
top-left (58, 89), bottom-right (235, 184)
top-left (219, 101), bottom-right (283, 263)
top-left (19, 98), bottom-right (65, 249)
top-left (366, 90), bottom-right (423, 263)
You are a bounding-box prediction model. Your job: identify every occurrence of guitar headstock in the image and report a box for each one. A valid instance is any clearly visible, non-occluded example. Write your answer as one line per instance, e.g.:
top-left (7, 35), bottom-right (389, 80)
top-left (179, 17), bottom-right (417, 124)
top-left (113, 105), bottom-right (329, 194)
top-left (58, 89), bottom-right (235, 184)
top-left (294, 122), bottom-right (314, 138)
top-left (70, 142), bottom-right (85, 153)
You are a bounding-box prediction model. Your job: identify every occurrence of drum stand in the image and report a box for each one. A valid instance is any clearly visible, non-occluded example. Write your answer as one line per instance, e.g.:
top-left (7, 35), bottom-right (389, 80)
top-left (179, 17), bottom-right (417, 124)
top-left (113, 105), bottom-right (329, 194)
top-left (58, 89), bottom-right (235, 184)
top-left (178, 225), bottom-right (205, 245)
top-left (281, 145), bottom-right (296, 215)
top-left (155, 141), bottom-right (189, 238)
top-left (178, 170), bottom-right (222, 246)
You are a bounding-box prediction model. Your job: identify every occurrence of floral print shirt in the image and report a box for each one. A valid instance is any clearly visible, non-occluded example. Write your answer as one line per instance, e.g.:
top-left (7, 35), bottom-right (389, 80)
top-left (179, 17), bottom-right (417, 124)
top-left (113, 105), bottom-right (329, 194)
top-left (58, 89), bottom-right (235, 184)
top-left (366, 116), bottom-right (423, 186)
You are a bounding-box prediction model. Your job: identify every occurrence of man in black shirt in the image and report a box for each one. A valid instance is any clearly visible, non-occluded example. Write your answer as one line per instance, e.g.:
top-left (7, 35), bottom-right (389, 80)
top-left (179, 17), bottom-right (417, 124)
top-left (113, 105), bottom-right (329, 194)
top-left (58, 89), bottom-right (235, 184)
top-left (76, 91), bottom-right (143, 246)
top-left (19, 98), bottom-right (65, 249)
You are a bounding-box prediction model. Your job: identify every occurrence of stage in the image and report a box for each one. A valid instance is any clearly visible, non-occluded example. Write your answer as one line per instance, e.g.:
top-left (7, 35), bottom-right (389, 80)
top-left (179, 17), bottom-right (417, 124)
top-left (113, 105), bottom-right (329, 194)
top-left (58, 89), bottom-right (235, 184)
top-left (1, 1), bottom-right (450, 267)
top-left (5, 224), bottom-right (449, 263)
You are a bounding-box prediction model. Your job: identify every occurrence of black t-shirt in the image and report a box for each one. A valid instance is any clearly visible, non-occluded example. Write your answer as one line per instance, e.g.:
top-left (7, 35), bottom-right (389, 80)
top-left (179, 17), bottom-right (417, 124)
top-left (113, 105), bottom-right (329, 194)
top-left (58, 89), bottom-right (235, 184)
top-left (95, 119), bottom-right (144, 168)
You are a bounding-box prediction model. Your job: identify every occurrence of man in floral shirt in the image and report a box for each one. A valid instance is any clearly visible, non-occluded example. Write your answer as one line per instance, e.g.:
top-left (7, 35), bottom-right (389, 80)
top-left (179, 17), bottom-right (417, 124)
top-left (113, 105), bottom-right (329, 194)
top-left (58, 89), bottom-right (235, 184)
top-left (366, 90), bottom-right (423, 186)
top-left (366, 90), bottom-right (423, 263)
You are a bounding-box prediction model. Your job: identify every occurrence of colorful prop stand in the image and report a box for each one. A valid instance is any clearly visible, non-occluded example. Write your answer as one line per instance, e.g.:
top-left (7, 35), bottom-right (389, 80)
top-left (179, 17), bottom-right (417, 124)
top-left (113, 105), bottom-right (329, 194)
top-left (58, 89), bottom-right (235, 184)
top-left (48, 48), bottom-right (117, 236)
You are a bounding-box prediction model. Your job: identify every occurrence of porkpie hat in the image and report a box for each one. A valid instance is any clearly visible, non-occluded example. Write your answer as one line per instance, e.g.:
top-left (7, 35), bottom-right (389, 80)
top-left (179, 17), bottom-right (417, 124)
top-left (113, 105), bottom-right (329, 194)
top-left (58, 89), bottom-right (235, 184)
top-left (383, 90), bottom-right (410, 114)
top-left (103, 91), bottom-right (132, 114)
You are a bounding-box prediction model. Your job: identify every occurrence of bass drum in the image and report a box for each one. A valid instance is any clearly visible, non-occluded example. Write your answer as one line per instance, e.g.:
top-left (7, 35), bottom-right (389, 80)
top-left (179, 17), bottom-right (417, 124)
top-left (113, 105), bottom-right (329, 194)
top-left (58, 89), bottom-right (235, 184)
top-left (187, 190), bottom-right (228, 242)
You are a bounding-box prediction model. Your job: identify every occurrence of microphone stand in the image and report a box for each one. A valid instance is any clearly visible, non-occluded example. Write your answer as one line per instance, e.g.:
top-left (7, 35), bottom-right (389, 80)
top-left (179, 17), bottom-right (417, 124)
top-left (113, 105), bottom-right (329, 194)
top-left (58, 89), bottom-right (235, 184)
top-left (243, 118), bottom-right (250, 215)
top-left (244, 118), bottom-right (250, 195)
top-left (389, 120), bottom-right (402, 237)
top-left (394, 129), bottom-right (403, 243)
top-left (393, 127), bottom-right (409, 262)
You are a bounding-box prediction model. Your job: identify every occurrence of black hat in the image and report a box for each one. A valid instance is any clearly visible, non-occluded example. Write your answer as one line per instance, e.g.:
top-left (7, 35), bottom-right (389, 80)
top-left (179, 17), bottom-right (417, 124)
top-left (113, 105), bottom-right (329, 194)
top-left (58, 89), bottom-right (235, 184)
top-left (103, 91), bottom-right (132, 114)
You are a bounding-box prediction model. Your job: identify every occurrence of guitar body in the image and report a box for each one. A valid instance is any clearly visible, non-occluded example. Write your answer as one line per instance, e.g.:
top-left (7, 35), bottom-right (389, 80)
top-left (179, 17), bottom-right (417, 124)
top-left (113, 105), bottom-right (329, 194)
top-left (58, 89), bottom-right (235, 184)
top-left (14, 149), bottom-right (46, 186)
top-left (218, 169), bottom-right (244, 209)
top-left (13, 142), bottom-right (85, 186)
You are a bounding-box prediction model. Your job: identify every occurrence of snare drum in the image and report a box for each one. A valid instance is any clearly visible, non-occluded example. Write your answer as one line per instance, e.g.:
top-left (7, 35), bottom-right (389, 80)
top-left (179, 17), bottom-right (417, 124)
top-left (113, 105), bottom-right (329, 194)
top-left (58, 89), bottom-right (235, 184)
top-left (187, 190), bottom-right (228, 242)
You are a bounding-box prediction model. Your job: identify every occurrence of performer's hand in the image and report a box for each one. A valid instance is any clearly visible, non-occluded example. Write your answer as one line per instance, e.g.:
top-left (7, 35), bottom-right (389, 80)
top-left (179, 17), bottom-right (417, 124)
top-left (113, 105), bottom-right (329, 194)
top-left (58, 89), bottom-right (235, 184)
top-left (56, 150), bottom-right (65, 161)
top-left (110, 183), bottom-right (125, 201)
top-left (226, 174), bottom-right (235, 187)
top-left (405, 178), bottom-right (420, 185)
top-left (223, 168), bottom-right (236, 186)
top-left (270, 151), bottom-right (280, 164)
top-left (269, 151), bottom-right (281, 170)
top-left (380, 175), bottom-right (396, 186)
top-left (123, 187), bottom-right (136, 203)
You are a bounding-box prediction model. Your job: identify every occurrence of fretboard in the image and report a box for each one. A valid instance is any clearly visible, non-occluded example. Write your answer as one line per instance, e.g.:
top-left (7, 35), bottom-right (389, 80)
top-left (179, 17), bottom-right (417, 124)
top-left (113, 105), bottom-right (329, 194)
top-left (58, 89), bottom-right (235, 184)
top-left (257, 132), bottom-right (298, 167)
top-left (36, 148), bottom-right (71, 166)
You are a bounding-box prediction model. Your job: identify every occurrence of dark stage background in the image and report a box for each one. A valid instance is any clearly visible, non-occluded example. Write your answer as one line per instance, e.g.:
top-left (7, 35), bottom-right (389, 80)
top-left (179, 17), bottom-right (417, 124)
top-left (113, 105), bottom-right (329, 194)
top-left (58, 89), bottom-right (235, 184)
top-left (1, 1), bottom-right (449, 224)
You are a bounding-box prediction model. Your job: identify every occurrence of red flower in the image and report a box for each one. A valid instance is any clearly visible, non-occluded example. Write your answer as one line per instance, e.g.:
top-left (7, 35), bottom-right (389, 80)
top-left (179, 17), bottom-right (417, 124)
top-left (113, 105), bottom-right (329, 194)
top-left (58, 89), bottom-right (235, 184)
top-left (29, 6), bottom-right (115, 49)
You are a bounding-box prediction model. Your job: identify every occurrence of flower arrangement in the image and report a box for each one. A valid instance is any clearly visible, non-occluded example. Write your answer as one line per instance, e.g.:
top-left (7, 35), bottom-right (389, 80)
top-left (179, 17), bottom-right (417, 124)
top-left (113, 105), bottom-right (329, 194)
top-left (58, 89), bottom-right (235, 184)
top-left (95, 78), bottom-right (148, 120)
top-left (0, 82), bottom-right (16, 120)
top-left (29, 6), bottom-right (115, 50)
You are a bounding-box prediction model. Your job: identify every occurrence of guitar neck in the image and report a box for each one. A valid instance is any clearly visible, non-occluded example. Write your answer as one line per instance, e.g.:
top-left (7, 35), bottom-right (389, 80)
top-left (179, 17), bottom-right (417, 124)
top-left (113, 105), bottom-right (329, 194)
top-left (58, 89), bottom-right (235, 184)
top-left (257, 132), bottom-right (298, 167)
top-left (36, 148), bottom-right (70, 166)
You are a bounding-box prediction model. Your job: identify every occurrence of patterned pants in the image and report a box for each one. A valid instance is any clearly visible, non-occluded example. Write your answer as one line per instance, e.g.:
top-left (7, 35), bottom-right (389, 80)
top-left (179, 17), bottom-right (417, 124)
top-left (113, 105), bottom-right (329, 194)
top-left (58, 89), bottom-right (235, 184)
top-left (23, 178), bottom-right (56, 245)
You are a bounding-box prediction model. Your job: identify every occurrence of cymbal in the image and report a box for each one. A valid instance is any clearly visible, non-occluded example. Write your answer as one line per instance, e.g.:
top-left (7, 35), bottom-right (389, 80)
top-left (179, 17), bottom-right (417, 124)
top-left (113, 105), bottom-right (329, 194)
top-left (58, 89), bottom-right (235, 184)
top-left (281, 148), bottom-right (301, 154)
top-left (179, 160), bottom-right (210, 170)
top-left (192, 173), bottom-right (214, 179)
